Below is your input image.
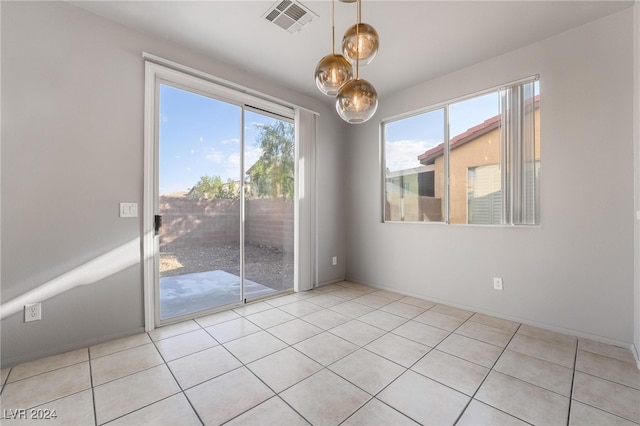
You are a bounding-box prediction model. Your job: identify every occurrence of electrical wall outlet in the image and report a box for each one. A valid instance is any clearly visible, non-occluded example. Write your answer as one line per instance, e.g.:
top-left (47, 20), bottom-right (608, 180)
top-left (332, 256), bottom-right (338, 266)
top-left (24, 303), bottom-right (41, 322)
top-left (493, 277), bottom-right (503, 291)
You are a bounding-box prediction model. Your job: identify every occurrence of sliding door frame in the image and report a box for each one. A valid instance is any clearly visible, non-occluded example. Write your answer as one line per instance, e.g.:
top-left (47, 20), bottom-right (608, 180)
top-left (143, 57), bottom-right (315, 331)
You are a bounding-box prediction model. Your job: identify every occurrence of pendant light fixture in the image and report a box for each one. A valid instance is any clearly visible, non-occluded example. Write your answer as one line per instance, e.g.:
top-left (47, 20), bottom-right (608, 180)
top-left (314, 0), bottom-right (353, 96)
top-left (341, 0), bottom-right (379, 66)
top-left (335, 0), bottom-right (378, 124)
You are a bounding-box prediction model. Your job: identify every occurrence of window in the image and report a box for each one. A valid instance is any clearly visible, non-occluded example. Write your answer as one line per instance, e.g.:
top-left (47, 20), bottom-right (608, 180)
top-left (384, 108), bottom-right (445, 222)
top-left (382, 78), bottom-right (540, 225)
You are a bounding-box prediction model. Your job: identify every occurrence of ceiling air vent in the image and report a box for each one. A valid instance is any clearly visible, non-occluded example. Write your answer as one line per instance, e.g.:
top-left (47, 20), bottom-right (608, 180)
top-left (264, 0), bottom-right (318, 34)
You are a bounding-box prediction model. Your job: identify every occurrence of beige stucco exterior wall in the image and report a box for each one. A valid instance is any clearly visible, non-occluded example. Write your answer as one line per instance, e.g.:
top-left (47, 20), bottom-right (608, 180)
top-left (434, 108), bottom-right (541, 224)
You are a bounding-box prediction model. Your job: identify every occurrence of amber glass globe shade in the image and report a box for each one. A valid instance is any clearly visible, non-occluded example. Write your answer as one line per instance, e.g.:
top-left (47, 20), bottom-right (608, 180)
top-left (335, 78), bottom-right (378, 124)
top-left (315, 54), bottom-right (353, 97)
top-left (342, 23), bottom-right (379, 66)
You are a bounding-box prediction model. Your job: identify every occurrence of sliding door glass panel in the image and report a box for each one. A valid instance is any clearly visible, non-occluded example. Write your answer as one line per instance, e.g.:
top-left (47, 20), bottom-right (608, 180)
top-left (449, 91), bottom-right (501, 224)
top-left (158, 84), bottom-right (242, 320)
top-left (242, 109), bottom-right (295, 298)
top-left (384, 108), bottom-right (445, 222)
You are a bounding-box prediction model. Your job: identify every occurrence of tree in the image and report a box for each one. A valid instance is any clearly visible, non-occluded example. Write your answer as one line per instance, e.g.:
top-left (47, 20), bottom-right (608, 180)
top-left (190, 175), bottom-right (237, 199)
top-left (191, 121), bottom-right (294, 200)
top-left (250, 121), bottom-right (295, 200)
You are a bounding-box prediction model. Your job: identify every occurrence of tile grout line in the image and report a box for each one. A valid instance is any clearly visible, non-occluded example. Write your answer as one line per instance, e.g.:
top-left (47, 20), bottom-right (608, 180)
top-left (329, 303), bottom-right (460, 424)
top-left (1, 359), bottom-right (97, 413)
top-left (566, 339), bottom-right (580, 426)
top-left (568, 370), bottom-right (640, 424)
top-left (105, 302), bottom-right (576, 426)
top-left (87, 348), bottom-right (99, 426)
top-left (214, 300), bottom-right (350, 426)
top-left (577, 369), bottom-right (640, 391)
top-left (3, 356), bottom-right (91, 385)
top-left (5, 285), bottom-right (638, 426)
top-left (0, 367), bottom-right (12, 399)
top-left (89, 345), bottom-right (171, 388)
top-left (90, 340), bottom-right (153, 361)
top-left (451, 321), bottom-right (532, 426)
top-left (160, 300), bottom-right (603, 426)
top-left (234, 293), bottom-right (415, 425)
top-left (0, 366), bottom-right (9, 410)
top-left (148, 330), bottom-right (207, 426)
top-left (342, 342), bottom-right (424, 424)
top-left (228, 359), bottom-right (315, 425)
top-left (325, 296), bottom-right (635, 424)
top-left (479, 331), bottom-right (585, 399)
top-left (187, 313), bottom-right (316, 424)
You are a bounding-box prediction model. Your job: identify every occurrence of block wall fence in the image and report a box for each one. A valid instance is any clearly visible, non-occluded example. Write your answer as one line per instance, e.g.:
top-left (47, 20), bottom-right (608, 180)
top-left (159, 196), bottom-right (294, 253)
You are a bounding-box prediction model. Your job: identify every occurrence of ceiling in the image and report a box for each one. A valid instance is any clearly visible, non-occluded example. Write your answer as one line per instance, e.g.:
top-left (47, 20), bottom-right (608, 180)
top-left (69, 1), bottom-right (633, 103)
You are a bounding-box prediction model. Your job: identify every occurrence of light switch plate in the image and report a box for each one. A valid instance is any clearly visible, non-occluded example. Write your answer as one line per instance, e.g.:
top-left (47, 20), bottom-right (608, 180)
top-left (120, 203), bottom-right (138, 218)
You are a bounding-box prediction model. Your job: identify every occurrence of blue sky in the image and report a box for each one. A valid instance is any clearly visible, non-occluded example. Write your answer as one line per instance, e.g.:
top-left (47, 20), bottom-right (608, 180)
top-left (385, 91), bottom-right (499, 172)
top-left (385, 81), bottom-right (539, 173)
top-left (160, 82), bottom-right (537, 189)
top-left (159, 85), bottom-right (280, 195)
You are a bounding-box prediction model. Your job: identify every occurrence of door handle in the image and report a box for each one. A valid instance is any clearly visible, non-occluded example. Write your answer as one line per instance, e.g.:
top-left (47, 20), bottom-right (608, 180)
top-left (154, 215), bottom-right (162, 236)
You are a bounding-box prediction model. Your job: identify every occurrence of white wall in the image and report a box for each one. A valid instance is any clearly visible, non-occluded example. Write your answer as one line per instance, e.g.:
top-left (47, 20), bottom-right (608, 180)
top-left (346, 9), bottom-right (636, 346)
top-left (0, 1), bottom-right (346, 366)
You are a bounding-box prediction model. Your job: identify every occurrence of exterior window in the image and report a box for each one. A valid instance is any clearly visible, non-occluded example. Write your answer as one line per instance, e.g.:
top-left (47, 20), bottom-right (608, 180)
top-left (383, 78), bottom-right (539, 225)
top-left (384, 108), bottom-right (445, 222)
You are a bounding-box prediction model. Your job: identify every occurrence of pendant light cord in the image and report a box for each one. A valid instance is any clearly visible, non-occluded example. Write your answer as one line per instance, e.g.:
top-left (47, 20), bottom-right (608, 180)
top-left (331, 0), bottom-right (335, 55)
top-left (355, 0), bottom-right (361, 78)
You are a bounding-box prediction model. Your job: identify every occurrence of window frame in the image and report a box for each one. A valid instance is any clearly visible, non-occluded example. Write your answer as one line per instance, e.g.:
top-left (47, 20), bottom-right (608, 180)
top-left (381, 76), bottom-right (539, 226)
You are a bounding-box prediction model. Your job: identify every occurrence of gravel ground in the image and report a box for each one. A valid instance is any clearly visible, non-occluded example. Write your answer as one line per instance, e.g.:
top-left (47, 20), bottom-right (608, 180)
top-left (160, 243), bottom-right (294, 291)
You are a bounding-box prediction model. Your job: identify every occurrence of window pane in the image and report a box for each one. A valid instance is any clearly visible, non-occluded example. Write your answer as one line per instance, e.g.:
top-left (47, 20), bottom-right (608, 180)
top-left (381, 77), bottom-right (539, 227)
top-left (384, 109), bottom-right (445, 222)
top-left (158, 84), bottom-right (243, 318)
top-left (243, 110), bottom-right (295, 292)
top-left (523, 80), bottom-right (540, 224)
top-left (449, 91), bottom-right (501, 224)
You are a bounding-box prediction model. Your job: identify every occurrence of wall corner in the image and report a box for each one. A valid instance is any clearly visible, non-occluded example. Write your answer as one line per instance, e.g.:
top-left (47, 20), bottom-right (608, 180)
top-left (633, 0), bottom-right (640, 363)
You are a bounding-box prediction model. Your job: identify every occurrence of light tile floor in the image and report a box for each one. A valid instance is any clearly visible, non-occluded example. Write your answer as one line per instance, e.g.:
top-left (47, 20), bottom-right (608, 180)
top-left (1, 281), bottom-right (639, 425)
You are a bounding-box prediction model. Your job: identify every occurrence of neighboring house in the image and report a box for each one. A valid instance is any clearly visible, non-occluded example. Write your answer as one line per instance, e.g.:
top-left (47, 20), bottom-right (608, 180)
top-left (386, 103), bottom-right (540, 224)
top-left (385, 165), bottom-right (440, 222)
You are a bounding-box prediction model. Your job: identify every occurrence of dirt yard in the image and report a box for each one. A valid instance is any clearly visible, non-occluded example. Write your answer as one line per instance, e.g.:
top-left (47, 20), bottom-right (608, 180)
top-left (160, 243), bottom-right (294, 292)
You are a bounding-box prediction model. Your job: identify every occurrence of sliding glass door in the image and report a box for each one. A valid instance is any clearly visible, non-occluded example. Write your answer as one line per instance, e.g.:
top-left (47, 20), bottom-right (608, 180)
top-left (243, 109), bottom-right (295, 296)
top-left (155, 81), bottom-right (295, 323)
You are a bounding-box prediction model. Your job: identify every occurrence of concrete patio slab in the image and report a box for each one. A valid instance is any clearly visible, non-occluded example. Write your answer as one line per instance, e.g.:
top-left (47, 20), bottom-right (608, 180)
top-left (160, 270), bottom-right (276, 320)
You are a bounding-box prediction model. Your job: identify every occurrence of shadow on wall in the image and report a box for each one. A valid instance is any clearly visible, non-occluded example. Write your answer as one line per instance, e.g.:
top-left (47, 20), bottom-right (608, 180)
top-left (1, 237), bottom-right (144, 320)
top-left (1, 197), bottom-right (296, 320)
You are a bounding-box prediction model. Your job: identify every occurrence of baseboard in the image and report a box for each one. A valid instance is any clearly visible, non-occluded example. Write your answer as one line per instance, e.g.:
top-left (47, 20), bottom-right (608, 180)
top-left (1, 326), bottom-right (145, 368)
top-left (346, 277), bottom-right (637, 354)
top-left (315, 277), bottom-right (345, 288)
top-left (632, 343), bottom-right (640, 369)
